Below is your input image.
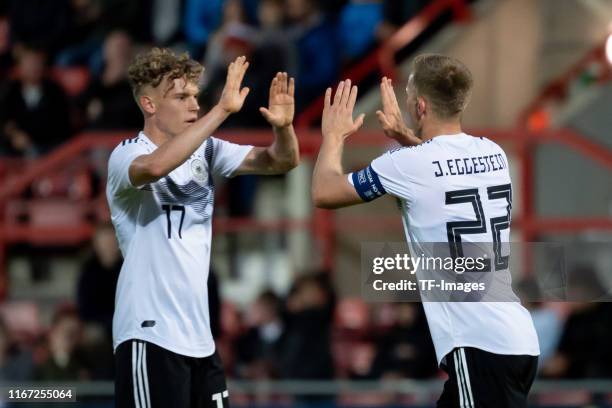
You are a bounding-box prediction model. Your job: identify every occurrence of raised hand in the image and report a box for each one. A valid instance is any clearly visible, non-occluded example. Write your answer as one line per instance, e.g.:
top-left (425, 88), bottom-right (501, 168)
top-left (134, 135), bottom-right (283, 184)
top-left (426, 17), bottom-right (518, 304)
top-left (376, 77), bottom-right (421, 146)
top-left (260, 72), bottom-right (295, 128)
top-left (322, 79), bottom-right (365, 141)
top-left (218, 56), bottom-right (250, 114)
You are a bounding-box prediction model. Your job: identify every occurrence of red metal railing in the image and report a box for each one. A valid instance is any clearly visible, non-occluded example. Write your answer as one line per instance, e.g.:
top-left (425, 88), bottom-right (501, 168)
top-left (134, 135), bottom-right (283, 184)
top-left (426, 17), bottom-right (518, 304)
top-left (517, 37), bottom-right (612, 243)
top-left (2, 3), bottom-right (612, 297)
top-left (1, 126), bottom-right (611, 298)
top-left (520, 38), bottom-right (612, 129)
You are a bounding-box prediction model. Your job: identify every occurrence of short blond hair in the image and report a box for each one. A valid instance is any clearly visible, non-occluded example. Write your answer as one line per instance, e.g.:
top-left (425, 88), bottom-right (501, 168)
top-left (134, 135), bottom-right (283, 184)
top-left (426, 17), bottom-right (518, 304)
top-left (411, 54), bottom-right (473, 119)
top-left (127, 47), bottom-right (203, 98)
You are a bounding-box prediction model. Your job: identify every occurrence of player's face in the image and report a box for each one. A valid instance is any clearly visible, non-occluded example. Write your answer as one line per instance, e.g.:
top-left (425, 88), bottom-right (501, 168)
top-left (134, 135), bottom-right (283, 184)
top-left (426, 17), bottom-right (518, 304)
top-left (405, 75), bottom-right (423, 137)
top-left (154, 77), bottom-right (200, 137)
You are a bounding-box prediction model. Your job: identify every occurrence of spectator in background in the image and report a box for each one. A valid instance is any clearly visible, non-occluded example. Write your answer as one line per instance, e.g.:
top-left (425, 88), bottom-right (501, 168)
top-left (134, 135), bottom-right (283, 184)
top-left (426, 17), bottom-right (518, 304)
top-left (286, 0), bottom-right (339, 110)
top-left (242, 0), bottom-right (261, 25)
top-left (200, 0), bottom-right (257, 116)
top-left (56, 0), bottom-right (148, 72)
top-left (35, 306), bottom-right (87, 381)
top-left (370, 303), bottom-right (437, 379)
top-left (317, 0), bottom-right (349, 15)
top-left (198, 1), bottom-right (260, 279)
top-left (76, 222), bottom-right (121, 337)
top-left (235, 291), bottom-right (286, 379)
top-left (376, 0), bottom-right (430, 41)
top-left (55, 0), bottom-right (105, 69)
top-left (540, 265), bottom-right (612, 378)
top-left (208, 268), bottom-right (222, 339)
top-left (281, 273), bottom-right (335, 381)
top-left (542, 302), bottom-right (612, 379)
top-left (0, 12), bottom-right (11, 74)
top-left (205, 0), bottom-right (292, 128)
top-left (0, 43), bottom-right (72, 157)
top-left (183, 0), bottom-right (225, 60)
top-left (76, 31), bottom-right (141, 130)
top-left (74, 221), bottom-right (121, 381)
top-left (93, 0), bottom-right (149, 43)
top-left (0, 317), bottom-right (34, 382)
top-left (337, 0), bottom-right (383, 63)
top-left (528, 302), bottom-right (563, 371)
top-left (517, 279), bottom-right (564, 371)
top-left (246, 0), bottom-right (294, 127)
top-left (150, 0), bottom-right (184, 47)
top-left (8, 0), bottom-right (73, 58)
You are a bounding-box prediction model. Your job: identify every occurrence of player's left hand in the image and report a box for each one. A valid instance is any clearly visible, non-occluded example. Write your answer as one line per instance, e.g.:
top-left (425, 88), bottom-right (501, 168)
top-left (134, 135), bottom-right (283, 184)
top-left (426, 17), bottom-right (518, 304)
top-left (322, 79), bottom-right (365, 142)
top-left (260, 72), bottom-right (295, 128)
top-left (376, 77), bottom-right (421, 146)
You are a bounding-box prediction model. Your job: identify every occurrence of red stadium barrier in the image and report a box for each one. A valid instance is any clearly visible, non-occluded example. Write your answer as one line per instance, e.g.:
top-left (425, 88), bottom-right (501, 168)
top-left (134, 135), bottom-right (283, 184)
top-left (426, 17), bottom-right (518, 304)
top-left (0, 126), bottom-right (611, 298)
top-left (519, 38), bottom-right (612, 128)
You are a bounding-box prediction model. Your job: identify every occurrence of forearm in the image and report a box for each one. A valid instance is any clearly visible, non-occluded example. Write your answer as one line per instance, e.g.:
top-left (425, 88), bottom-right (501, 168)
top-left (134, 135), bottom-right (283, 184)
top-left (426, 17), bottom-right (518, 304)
top-left (266, 124), bottom-right (299, 172)
top-left (312, 137), bottom-right (345, 201)
top-left (142, 105), bottom-right (230, 178)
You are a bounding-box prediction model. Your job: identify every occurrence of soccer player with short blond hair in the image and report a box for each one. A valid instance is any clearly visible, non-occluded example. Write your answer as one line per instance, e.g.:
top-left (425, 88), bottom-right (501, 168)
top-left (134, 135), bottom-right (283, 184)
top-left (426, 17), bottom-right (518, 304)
top-left (107, 48), bottom-right (299, 408)
top-left (313, 54), bottom-right (540, 407)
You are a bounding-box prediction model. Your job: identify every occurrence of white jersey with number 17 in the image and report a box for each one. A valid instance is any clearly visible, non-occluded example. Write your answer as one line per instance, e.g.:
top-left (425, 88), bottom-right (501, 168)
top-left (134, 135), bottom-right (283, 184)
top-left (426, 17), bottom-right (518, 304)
top-left (106, 131), bottom-right (252, 358)
top-left (349, 133), bottom-right (540, 365)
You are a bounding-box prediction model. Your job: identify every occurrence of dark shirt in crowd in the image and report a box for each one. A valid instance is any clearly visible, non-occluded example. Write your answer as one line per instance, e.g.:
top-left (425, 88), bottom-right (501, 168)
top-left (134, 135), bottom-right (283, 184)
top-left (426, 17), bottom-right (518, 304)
top-left (370, 305), bottom-right (438, 379)
top-left (556, 303), bottom-right (612, 378)
top-left (280, 307), bottom-right (334, 380)
top-left (0, 347), bottom-right (34, 382)
top-left (0, 78), bottom-right (72, 156)
top-left (76, 254), bottom-right (121, 334)
top-left (77, 78), bottom-right (142, 130)
top-left (8, 0), bottom-right (73, 57)
top-left (235, 323), bottom-right (285, 378)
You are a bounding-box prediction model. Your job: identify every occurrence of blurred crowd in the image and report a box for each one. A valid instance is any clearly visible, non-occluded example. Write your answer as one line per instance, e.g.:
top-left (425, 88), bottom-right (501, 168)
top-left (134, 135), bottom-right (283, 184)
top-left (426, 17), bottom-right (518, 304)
top-left (0, 0), bottom-right (433, 158)
top-left (2, 223), bottom-right (612, 385)
top-left (4, 0), bottom-right (609, 391)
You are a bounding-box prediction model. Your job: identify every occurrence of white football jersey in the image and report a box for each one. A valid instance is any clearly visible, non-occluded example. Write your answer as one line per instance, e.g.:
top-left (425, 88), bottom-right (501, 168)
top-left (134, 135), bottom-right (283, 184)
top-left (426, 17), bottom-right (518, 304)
top-left (106, 131), bottom-right (252, 357)
top-left (349, 133), bottom-right (540, 364)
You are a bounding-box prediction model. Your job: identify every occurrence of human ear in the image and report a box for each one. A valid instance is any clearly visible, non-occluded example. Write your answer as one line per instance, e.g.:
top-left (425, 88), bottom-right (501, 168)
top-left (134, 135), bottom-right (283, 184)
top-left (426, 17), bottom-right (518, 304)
top-left (416, 97), bottom-right (426, 119)
top-left (140, 95), bottom-right (156, 115)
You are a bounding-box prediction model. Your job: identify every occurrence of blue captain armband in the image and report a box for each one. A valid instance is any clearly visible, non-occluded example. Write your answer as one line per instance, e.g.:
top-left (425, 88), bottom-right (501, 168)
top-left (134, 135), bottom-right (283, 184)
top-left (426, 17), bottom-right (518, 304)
top-left (351, 165), bottom-right (387, 202)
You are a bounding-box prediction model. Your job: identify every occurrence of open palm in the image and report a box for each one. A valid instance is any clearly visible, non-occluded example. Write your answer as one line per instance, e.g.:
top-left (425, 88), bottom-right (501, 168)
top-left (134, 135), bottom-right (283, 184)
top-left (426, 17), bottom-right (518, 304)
top-left (376, 77), bottom-right (421, 146)
top-left (322, 79), bottom-right (365, 141)
top-left (260, 72), bottom-right (295, 128)
top-left (219, 56), bottom-right (250, 113)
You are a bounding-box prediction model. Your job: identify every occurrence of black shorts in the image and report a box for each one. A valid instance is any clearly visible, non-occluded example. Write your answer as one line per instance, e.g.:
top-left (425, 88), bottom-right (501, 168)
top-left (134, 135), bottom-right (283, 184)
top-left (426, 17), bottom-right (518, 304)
top-left (437, 347), bottom-right (538, 408)
top-left (115, 340), bottom-right (229, 408)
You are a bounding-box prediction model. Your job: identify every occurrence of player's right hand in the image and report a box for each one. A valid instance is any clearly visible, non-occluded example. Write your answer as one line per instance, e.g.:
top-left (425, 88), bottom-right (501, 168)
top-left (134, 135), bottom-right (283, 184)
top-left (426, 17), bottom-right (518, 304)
top-left (218, 56), bottom-right (250, 114)
top-left (322, 79), bottom-right (365, 142)
top-left (376, 77), bottom-right (421, 146)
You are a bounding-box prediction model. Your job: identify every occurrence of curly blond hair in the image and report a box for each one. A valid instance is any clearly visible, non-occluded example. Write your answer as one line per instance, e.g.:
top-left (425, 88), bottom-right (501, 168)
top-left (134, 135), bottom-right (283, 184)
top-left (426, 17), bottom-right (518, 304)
top-left (127, 47), bottom-right (203, 98)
